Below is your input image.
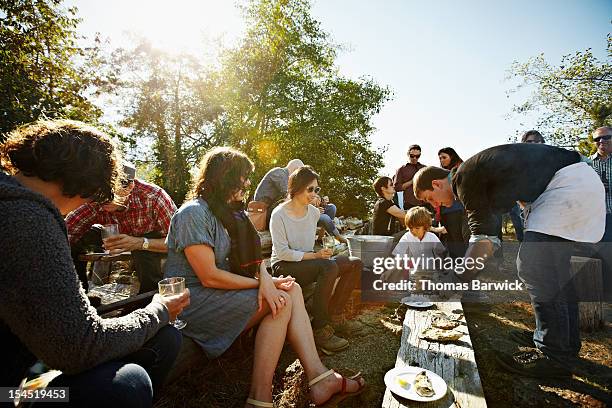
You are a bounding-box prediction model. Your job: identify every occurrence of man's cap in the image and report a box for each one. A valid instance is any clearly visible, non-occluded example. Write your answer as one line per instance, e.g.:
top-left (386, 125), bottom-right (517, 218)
top-left (123, 161), bottom-right (136, 181)
top-left (286, 159), bottom-right (304, 174)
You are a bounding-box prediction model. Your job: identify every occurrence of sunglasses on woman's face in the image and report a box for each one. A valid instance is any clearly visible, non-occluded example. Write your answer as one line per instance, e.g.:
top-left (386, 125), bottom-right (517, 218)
top-left (307, 186), bottom-right (321, 194)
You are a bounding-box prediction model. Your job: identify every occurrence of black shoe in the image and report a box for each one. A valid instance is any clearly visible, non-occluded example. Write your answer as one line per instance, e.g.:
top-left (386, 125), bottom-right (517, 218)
top-left (509, 329), bottom-right (534, 347)
top-left (496, 349), bottom-right (571, 378)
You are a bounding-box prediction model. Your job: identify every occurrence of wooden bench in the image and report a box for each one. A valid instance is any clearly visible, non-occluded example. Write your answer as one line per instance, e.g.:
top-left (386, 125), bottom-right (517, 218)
top-left (382, 301), bottom-right (487, 408)
top-left (570, 256), bottom-right (605, 331)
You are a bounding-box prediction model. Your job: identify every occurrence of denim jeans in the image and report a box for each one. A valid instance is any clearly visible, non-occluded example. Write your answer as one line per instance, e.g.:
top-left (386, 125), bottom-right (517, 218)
top-left (318, 204), bottom-right (340, 236)
top-left (43, 325), bottom-right (182, 407)
top-left (517, 231), bottom-right (580, 361)
top-left (272, 255), bottom-right (362, 329)
top-left (273, 258), bottom-right (338, 329)
top-left (597, 213), bottom-right (612, 300)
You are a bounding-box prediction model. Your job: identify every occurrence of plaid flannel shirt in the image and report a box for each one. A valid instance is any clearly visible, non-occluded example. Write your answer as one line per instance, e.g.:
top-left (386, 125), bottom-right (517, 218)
top-left (66, 179), bottom-right (177, 244)
top-left (591, 153), bottom-right (612, 214)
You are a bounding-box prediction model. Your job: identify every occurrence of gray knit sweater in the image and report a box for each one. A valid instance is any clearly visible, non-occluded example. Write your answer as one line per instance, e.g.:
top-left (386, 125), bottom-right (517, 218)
top-left (0, 173), bottom-right (169, 386)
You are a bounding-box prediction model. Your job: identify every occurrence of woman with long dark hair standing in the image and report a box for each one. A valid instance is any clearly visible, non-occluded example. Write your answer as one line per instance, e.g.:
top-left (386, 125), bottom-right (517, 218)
top-left (437, 147), bottom-right (469, 258)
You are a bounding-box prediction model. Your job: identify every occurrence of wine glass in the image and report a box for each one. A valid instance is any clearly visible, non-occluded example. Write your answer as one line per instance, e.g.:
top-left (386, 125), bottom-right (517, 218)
top-left (101, 224), bottom-right (119, 254)
top-left (322, 235), bottom-right (336, 254)
top-left (158, 277), bottom-right (187, 329)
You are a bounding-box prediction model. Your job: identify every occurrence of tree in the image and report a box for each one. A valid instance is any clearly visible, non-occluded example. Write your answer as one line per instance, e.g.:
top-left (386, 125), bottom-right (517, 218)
top-left (114, 41), bottom-right (222, 204)
top-left (506, 34), bottom-right (612, 154)
top-left (0, 0), bottom-right (110, 138)
top-left (212, 0), bottom-right (391, 217)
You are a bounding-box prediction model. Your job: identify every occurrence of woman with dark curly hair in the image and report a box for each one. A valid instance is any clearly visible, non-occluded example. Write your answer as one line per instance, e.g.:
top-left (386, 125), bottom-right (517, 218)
top-left (164, 147), bottom-right (365, 407)
top-left (0, 119), bottom-right (189, 407)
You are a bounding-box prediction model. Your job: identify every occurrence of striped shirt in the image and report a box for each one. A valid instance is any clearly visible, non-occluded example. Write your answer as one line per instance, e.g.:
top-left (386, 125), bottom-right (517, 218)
top-left (590, 153), bottom-right (612, 214)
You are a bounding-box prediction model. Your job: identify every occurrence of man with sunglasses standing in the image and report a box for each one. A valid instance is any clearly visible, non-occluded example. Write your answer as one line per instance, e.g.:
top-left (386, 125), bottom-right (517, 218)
top-left (393, 145), bottom-right (426, 212)
top-left (591, 126), bottom-right (612, 299)
top-left (66, 162), bottom-right (177, 294)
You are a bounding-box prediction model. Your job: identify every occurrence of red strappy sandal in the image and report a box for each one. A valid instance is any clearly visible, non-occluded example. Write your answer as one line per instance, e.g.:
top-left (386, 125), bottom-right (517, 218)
top-left (308, 368), bottom-right (367, 407)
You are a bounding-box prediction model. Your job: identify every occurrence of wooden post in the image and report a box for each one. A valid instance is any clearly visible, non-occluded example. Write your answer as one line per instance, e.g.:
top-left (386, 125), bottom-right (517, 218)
top-left (570, 256), bottom-right (604, 332)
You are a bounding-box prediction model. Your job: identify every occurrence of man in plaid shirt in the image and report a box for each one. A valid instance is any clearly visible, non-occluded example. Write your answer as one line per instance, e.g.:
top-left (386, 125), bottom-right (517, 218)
top-left (590, 126), bottom-right (612, 299)
top-left (66, 163), bottom-right (177, 293)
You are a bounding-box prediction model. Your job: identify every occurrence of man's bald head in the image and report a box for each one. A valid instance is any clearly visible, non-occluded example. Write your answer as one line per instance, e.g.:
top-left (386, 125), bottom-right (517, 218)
top-left (286, 159), bottom-right (305, 174)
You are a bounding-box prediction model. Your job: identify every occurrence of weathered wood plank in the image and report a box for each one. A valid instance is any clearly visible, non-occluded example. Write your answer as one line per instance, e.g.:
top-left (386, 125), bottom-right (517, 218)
top-left (382, 302), bottom-right (487, 408)
top-left (96, 290), bottom-right (156, 315)
top-left (570, 256), bottom-right (605, 331)
top-left (79, 252), bottom-right (133, 262)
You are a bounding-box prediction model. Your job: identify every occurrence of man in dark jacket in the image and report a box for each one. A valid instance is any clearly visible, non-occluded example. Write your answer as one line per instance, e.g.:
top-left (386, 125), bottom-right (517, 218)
top-left (414, 143), bottom-right (605, 378)
top-left (0, 120), bottom-right (189, 406)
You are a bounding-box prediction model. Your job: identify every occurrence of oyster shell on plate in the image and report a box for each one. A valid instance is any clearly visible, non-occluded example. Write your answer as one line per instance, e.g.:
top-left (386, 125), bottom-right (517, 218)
top-left (414, 370), bottom-right (435, 397)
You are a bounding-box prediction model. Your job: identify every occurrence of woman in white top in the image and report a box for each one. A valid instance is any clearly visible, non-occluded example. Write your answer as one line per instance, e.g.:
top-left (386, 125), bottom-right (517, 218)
top-left (270, 166), bottom-right (363, 355)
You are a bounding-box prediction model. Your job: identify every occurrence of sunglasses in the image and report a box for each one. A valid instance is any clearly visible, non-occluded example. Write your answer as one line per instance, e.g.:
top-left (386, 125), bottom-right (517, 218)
top-left (120, 179), bottom-right (135, 188)
top-left (409, 154), bottom-right (421, 158)
top-left (594, 135), bottom-right (612, 143)
top-left (524, 140), bottom-right (543, 144)
top-left (307, 186), bottom-right (321, 194)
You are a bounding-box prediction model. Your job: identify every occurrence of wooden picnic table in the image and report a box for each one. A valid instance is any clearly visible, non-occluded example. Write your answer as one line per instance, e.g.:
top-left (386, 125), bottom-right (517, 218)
top-left (382, 301), bottom-right (487, 408)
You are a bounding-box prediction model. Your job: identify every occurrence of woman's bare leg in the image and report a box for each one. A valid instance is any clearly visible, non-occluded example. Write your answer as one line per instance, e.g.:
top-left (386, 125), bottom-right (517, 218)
top-left (246, 295), bottom-right (292, 406)
top-left (284, 284), bottom-right (365, 405)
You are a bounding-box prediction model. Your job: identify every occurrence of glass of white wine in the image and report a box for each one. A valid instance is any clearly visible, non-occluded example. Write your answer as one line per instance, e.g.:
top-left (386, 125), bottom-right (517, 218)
top-left (158, 277), bottom-right (187, 329)
top-left (322, 235), bottom-right (335, 254)
top-left (101, 224), bottom-right (119, 254)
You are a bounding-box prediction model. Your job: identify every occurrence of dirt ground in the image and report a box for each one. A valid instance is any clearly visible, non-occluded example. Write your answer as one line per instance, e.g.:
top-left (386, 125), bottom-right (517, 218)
top-left (155, 239), bottom-right (611, 407)
top-left (462, 241), bottom-right (612, 408)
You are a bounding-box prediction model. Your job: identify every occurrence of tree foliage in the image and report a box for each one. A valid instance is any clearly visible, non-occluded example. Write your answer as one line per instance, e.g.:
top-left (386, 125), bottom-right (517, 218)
top-left (113, 41), bottom-right (222, 203)
top-left (507, 34), bottom-right (612, 154)
top-left (2, 0), bottom-right (391, 217)
top-left (211, 0), bottom-right (391, 216)
top-left (0, 0), bottom-right (112, 138)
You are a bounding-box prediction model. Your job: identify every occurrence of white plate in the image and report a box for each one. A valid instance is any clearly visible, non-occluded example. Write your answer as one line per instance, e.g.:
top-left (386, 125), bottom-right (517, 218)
top-left (400, 297), bottom-right (434, 308)
top-left (384, 366), bottom-right (447, 402)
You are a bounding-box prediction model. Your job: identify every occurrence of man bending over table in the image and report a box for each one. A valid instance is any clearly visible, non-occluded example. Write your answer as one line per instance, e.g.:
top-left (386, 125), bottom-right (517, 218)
top-left (413, 143), bottom-right (605, 378)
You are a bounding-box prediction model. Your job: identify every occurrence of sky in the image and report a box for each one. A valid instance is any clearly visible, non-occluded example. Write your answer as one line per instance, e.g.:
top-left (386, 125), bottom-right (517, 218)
top-left (68, 0), bottom-right (611, 175)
